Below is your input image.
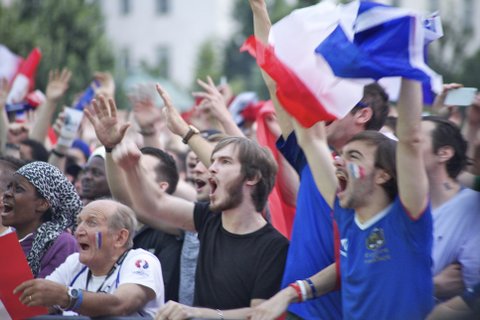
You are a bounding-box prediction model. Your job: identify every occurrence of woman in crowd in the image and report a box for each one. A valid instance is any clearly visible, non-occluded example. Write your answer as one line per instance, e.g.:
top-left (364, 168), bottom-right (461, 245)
top-left (2, 161), bottom-right (83, 278)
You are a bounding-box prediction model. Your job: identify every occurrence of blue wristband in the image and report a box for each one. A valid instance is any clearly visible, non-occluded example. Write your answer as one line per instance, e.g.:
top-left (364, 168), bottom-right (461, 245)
top-left (305, 278), bottom-right (318, 299)
top-left (71, 289), bottom-right (83, 311)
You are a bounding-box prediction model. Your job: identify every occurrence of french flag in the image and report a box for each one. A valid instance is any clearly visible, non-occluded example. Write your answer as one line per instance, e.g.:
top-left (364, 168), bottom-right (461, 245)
top-left (241, 1), bottom-right (365, 127)
top-left (241, 1), bottom-right (443, 126)
top-left (316, 1), bottom-right (443, 104)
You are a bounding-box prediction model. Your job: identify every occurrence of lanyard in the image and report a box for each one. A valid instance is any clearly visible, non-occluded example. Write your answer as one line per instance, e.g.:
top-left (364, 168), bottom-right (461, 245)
top-left (85, 249), bottom-right (131, 292)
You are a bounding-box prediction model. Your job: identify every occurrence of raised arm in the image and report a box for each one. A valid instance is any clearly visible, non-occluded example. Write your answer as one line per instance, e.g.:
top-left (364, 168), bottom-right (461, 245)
top-left (293, 120), bottom-right (338, 208)
top-left (0, 77), bottom-right (8, 154)
top-left (29, 68), bottom-right (71, 143)
top-left (113, 139), bottom-right (196, 232)
top-left (249, 0), bottom-right (293, 138)
top-left (396, 79), bottom-right (428, 218)
top-left (157, 84), bottom-right (214, 168)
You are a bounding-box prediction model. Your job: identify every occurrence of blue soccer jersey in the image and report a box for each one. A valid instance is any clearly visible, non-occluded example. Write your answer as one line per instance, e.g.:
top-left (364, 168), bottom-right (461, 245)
top-left (334, 196), bottom-right (434, 320)
top-left (278, 133), bottom-right (342, 319)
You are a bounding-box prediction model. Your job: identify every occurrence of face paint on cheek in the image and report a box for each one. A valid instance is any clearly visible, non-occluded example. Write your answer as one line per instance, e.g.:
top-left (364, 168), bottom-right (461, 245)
top-left (95, 231), bottom-right (102, 249)
top-left (348, 163), bottom-right (365, 179)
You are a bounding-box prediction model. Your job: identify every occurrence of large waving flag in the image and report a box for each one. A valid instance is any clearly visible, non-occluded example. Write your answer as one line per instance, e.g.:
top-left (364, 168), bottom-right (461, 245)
top-left (316, 1), bottom-right (443, 101)
top-left (241, 1), bottom-right (365, 128)
top-left (242, 1), bottom-right (443, 126)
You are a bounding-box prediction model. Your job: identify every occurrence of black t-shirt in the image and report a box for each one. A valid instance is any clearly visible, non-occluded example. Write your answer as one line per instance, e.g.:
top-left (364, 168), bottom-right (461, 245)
top-left (133, 226), bottom-right (183, 302)
top-left (193, 202), bottom-right (289, 309)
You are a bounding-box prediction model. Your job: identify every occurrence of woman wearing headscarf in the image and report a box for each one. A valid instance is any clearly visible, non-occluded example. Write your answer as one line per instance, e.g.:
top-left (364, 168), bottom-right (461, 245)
top-left (2, 161), bottom-right (83, 278)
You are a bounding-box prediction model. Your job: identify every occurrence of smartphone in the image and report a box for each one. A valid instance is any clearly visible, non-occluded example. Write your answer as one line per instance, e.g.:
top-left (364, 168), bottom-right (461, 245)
top-left (444, 87), bottom-right (478, 106)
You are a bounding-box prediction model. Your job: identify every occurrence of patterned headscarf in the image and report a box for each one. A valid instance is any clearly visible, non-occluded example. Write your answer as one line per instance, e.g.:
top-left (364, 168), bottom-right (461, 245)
top-left (16, 161), bottom-right (83, 277)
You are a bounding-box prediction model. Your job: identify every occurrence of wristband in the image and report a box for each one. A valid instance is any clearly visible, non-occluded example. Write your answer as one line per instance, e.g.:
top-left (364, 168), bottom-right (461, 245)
top-left (104, 146), bottom-right (114, 153)
top-left (51, 149), bottom-right (66, 158)
top-left (182, 125), bottom-right (200, 144)
top-left (305, 278), bottom-right (317, 299)
top-left (288, 283), bottom-right (304, 302)
top-left (296, 280), bottom-right (308, 302)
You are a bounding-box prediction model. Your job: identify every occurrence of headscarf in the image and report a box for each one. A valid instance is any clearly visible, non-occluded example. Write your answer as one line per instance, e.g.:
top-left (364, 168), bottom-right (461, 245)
top-left (16, 161), bottom-right (83, 277)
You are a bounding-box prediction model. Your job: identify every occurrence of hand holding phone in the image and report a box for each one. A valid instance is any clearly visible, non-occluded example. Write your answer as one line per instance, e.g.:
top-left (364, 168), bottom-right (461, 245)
top-left (444, 87), bottom-right (478, 106)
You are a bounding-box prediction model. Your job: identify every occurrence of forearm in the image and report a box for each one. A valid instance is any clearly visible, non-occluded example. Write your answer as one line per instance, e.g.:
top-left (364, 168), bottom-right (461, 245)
top-left (124, 164), bottom-right (191, 233)
top-left (29, 100), bottom-right (57, 143)
top-left (194, 307), bottom-right (251, 320)
top-left (48, 144), bottom-right (69, 172)
top-left (106, 154), bottom-right (133, 207)
top-left (187, 134), bottom-right (214, 168)
top-left (76, 291), bottom-right (142, 317)
top-left (276, 153), bottom-right (299, 206)
top-left (216, 113), bottom-right (245, 138)
top-left (0, 108), bottom-right (8, 154)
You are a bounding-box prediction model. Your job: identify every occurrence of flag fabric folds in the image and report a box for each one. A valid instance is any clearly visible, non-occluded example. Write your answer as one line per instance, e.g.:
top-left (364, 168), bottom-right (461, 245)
top-left (241, 0), bottom-right (443, 125)
top-left (316, 1), bottom-right (443, 100)
top-left (241, 1), bottom-right (365, 127)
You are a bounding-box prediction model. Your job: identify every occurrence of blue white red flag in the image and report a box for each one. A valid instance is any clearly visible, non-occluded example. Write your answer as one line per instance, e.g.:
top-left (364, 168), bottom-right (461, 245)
top-left (241, 1), bottom-right (365, 127)
top-left (242, 1), bottom-right (443, 125)
top-left (316, 1), bottom-right (443, 103)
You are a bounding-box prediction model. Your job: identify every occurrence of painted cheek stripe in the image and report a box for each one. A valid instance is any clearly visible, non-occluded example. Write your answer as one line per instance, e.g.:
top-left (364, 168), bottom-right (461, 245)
top-left (348, 163), bottom-right (365, 179)
top-left (95, 231), bottom-right (102, 249)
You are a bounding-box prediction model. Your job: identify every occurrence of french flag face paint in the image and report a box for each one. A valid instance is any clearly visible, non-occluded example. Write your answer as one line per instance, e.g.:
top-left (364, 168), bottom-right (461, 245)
top-left (95, 231), bottom-right (102, 249)
top-left (348, 163), bottom-right (365, 179)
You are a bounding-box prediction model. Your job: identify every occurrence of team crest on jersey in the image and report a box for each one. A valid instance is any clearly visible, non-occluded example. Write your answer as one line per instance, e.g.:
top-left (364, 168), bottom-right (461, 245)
top-left (365, 227), bottom-right (385, 250)
top-left (135, 259), bottom-right (149, 269)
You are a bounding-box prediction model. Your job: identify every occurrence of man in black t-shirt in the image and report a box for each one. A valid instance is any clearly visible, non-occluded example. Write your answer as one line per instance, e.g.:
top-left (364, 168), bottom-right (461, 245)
top-left (85, 92), bottom-right (289, 319)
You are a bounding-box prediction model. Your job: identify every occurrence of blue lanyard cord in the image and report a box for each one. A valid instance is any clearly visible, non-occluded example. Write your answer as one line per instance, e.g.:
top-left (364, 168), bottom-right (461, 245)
top-left (70, 249), bottom-right (131, 292)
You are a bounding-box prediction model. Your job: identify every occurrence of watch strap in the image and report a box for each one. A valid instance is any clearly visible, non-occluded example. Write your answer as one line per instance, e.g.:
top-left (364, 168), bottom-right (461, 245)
top-left (182, 125), bottom-right (199, 144)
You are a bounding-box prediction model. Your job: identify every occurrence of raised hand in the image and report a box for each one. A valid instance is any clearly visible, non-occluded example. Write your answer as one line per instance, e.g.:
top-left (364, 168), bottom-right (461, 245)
top-left (84, 95), bottom-right (130, 149)
top-left (46, 68), bottom-right (72, 103)
top-left (193, 76), bottom-right (230, 122)
top-left (130, 84), bottom-right (163, 131)
top-left (93, 71), bottom-right (116, 99)
top-left (156, 83), bottom-right (189, 137)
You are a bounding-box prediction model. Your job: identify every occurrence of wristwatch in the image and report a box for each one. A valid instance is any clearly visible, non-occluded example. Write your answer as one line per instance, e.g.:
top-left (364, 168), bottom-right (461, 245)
top-left (66, 287), bottom-right (82, 310)
top-left (182, 125), bottom-right (200, 144)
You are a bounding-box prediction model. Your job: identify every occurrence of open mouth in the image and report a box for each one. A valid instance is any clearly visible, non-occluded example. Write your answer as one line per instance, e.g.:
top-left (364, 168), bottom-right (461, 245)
top-left (79, 243), bottom-right (90, 251)
top-left (2, 202), bottom-right (13, 214)
top-left (195, 179), bottom-right (207, 190)
top-left (208, 178), bottom-right (218, 195)
top-left (336, 172), bottom-right (348, 193)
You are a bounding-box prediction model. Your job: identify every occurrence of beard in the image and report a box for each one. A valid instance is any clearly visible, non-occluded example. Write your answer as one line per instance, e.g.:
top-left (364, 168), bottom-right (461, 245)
top-left (209, 178), bottom-right (244, 212)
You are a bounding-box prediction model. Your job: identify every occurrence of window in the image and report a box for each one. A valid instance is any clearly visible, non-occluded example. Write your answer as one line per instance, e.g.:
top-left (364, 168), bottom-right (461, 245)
top-left (157, 46), bottom-right (170, 78)
top-left (121, 0), bottom-right (131, 15)
top-left (156, 0), bottom-right (170, 15)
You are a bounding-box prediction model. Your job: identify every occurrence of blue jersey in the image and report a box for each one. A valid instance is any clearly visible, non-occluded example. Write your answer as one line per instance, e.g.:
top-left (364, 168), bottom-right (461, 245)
top-left (334, 196), bottom-right (434, 320)
top-left (278, 133), bottom-right (342, 319)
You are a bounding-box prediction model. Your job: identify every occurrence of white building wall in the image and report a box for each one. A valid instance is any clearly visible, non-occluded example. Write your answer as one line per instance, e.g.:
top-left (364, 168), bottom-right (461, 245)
top-left (99, 0), bottom-right (237, 88)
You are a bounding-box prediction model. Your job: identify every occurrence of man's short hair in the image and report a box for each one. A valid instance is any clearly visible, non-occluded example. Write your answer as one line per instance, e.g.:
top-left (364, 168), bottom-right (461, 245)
top-left (212, 137), bottom-right (278, 212)
top-left (21, 139), bottom-right (49, 162)
top-left (141, 147), bottom-right (179, 195)
top-left (422, 116), bottom-right (469, 179)
top-left (108, 201), bottom-right (138, 249)
top-left (350, 83), bottom-right (390, 131)
top-left (347, 131), bottom-right (398, 201)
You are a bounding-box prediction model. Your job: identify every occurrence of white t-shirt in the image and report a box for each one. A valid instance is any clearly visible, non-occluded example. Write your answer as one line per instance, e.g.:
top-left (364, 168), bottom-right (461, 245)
top-left (47, 248), bottom-right (164, 317)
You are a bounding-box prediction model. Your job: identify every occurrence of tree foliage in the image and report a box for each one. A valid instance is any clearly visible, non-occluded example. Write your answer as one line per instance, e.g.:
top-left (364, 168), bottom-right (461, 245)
top-left (0, 0), bottom-right (114, 105)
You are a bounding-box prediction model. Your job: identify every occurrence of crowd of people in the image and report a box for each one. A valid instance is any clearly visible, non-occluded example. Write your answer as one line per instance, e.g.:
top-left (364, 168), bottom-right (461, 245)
top-left (1, 0), bottom-right (480, 319)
